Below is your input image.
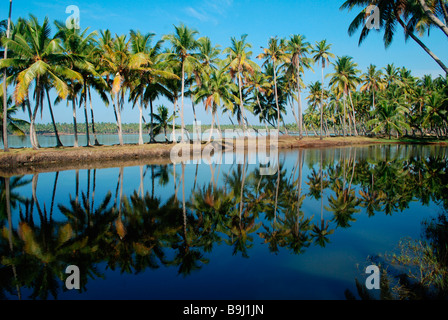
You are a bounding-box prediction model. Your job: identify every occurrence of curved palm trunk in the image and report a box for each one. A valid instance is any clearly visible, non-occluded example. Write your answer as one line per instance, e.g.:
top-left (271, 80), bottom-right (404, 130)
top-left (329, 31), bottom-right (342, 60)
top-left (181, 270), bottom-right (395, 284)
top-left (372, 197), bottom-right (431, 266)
top-left (30, 90), bottom-right (42, 150)
top-left (395, 12), bottom-right (448, 74)
top-left (45, 88), bottom-right (63, 147)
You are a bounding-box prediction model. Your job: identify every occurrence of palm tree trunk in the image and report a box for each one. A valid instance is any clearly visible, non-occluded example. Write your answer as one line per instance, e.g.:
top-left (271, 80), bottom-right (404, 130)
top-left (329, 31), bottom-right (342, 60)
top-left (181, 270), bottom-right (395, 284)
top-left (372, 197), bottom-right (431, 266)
top-left (45, 88), bottom-right (63, 147)
top-left (257, 95), bottom-right (270, 132)
top-left (180, 61), bottom-right (186, 143)
top-left (273, 60), bottom-right (281, 136)
top-left (2, 0), bottom-right (12, 152)
top-left (348, 90), bottom-right (358, 136)
top-left (138, 98), bottom-right (144, 145)
top-left (395, 12), bottom-right (448, 74)
top-left (115, 93), bottom-right (124, 146)
top-left (238, 72), bottom-right (247, 134)
top-left (418, 0), bottom-right (448, 38)
top-left (172, 98), bottom-right (178, 143)
top-left (30, 91), bottom-right (41, 150)
top-left (320, 66), bottom-right (324, 140)
top-left (150, 99), bottom-right (155, 143)
top-left (208, 109), bottom-right (215, 143)
top-left (72, 97), bottom-right (79, 148)
top-left (83, 83), bottom-right (91, 147)
top-left (192, 102), bottom-right (200, 142)
top-left (88, 87), bottom-right (100, 146)
top-left (296, 66), bottom-right (303, 139)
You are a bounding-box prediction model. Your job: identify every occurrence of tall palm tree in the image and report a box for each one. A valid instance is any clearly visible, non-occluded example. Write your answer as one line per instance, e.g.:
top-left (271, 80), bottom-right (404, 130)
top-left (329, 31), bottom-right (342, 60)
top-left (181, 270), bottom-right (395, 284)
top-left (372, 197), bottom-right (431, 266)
top-left (312, 39), bottom-right (335, 140)
top-left (258, 37), bottom-right (290, 135)
top-left (360, 64), bottom-right (386, 111)
top-left (194, 67), bottom-right (237, 142)
top-left (100, 32), bottom-right (150, 146)
top-left (162, 24), bottom-right (200, 143)
top-left (55, 21), bottom-right (102, 147)
top-left (0, 16), bottom-right (82, 150)
top-left (223, 34), bottom-right (259, 133)
top-left (2, 0), bottom-right (13, 152)
top-left (327, 56), bottom-right (361, 136)
top-left (285, 34), bottom-right (312, 139)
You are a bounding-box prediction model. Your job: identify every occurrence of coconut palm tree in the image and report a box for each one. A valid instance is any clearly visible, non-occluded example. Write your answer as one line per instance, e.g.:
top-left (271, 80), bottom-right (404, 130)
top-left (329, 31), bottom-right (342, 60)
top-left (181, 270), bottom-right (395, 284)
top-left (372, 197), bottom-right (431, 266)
top-left (360, 64), bottom-right (386, 111)
top-left (340, 0), bottom-right (448, 74)
top-left (223, 34), bottom-right (259, 133)
top-left (0, 90), bottom-right (27, 143)
top-left (367, 99), bottom-right (410, 139)
top-left (258, 37), bottom-right (290, 135)
top-left (312, 40), bottom-right (335, 140)
top-left (327, 56), bottom-right (361, 136)
top-left (162, 24), bottom-right (200, 143)
top-left (0, 15), bottom-right (83, 150)
top-left (55, 21), bottom-right (102, 147)
top-left (149, 105), bottom-right (173, 142)
top-left (285, 34), bottom-right (312, 139)
top-left (194, 67), bottom-right (237, 142)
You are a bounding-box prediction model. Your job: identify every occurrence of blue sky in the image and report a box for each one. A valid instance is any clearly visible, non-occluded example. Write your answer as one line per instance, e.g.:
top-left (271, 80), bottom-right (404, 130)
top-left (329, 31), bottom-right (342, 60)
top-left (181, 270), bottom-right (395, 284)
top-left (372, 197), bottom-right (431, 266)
top-left (6, 0), bottom-right (448, 125)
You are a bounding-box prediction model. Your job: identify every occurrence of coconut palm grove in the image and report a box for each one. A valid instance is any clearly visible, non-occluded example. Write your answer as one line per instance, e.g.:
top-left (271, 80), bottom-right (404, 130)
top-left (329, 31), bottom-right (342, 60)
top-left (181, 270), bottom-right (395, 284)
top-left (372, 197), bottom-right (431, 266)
top-left (0, 0), bottom-right (448, 302)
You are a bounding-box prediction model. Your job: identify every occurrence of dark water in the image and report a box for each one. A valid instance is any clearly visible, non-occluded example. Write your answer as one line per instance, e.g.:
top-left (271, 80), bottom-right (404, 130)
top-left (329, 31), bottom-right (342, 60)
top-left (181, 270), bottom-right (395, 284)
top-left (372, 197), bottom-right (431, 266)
top-left (1, 144), bottom-right (447, 300)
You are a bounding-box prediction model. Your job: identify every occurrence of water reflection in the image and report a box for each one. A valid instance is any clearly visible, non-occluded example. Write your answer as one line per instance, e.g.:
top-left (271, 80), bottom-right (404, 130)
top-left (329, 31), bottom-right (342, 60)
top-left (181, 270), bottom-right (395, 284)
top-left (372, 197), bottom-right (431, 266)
top-left (1, 144), bottom-right (447, 299)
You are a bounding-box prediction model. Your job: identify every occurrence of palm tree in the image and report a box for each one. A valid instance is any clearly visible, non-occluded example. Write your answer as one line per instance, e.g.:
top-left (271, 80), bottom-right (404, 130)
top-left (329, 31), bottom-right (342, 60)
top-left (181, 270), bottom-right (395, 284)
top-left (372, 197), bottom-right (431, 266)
top-left (194, 67), bottom-right (237, 142)
top-left (340, 0), bottom-right (448, 74)
top-left (312, 40), bottom-right (335, 140)
top-left (162, 24), bottom-right (200, 143)
top-left (223, 34), bottom-right (259, 133)
top-left (55, 21), bottom-right (102, 147)
top-left (367, 100), bottom-right (410, 139)
top-left (129, 30), bottom-right (175, 144)
top-left (285, 34), bottom-right (312, 139)
top-left (149, 105), bottom-right (173, 142)
top-left (258, 37), bottom-right (290, 135)
top-left (360, 64), bottom-right (386, 111)
top-left (327, 56), bottom-right (361, 136)
top-left (0, 16), bottom-right (83, 150)
top-left (0, 90), bottom-right (27, 143)
top-left (2, 0), bottom-right (13, 152)
top-left (247, 70), bottom-right (272, 131)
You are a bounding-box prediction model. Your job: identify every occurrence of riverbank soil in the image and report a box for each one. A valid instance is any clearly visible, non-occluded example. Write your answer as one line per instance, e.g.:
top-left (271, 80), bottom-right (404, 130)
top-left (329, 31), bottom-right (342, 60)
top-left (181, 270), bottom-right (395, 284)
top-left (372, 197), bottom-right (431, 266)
top-left (0, 135), bottom-right (446, 176)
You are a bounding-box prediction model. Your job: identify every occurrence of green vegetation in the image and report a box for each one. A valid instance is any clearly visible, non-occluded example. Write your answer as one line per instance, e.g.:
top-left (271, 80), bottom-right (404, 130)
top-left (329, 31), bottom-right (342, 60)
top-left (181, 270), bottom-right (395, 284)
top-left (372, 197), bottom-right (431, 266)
top-left (1, 1), bottom-right (448, 152)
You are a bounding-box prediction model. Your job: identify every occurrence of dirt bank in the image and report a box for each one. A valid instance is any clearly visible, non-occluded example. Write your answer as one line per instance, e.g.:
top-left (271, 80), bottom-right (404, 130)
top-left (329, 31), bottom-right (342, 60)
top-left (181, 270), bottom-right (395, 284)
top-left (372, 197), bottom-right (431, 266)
top-left (0, 136), bottom-right (417, 176)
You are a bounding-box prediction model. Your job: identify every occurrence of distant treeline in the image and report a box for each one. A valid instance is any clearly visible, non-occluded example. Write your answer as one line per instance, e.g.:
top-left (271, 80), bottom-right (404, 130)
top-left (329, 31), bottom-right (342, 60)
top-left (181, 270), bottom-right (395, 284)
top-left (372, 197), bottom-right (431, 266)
top-left (16, 122), bottom-right (277, 135)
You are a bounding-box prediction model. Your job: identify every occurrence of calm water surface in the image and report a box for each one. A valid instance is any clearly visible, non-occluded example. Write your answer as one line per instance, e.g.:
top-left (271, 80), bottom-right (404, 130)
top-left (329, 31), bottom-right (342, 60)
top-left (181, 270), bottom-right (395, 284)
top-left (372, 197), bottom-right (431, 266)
top-left (1, 144), bottom-right (447, 300)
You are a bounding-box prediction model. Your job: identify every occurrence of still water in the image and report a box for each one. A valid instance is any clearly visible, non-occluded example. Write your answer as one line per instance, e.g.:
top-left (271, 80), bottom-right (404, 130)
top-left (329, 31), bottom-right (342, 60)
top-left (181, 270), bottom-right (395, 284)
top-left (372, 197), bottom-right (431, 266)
top-left (1, 144), bottom-right (447, 300)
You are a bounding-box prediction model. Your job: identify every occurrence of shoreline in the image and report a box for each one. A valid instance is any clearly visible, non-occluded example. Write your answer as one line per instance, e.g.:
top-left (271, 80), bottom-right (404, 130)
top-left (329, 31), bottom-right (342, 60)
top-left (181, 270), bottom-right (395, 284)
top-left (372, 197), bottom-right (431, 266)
top-left (0, 136), bottom-right (446, 176)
